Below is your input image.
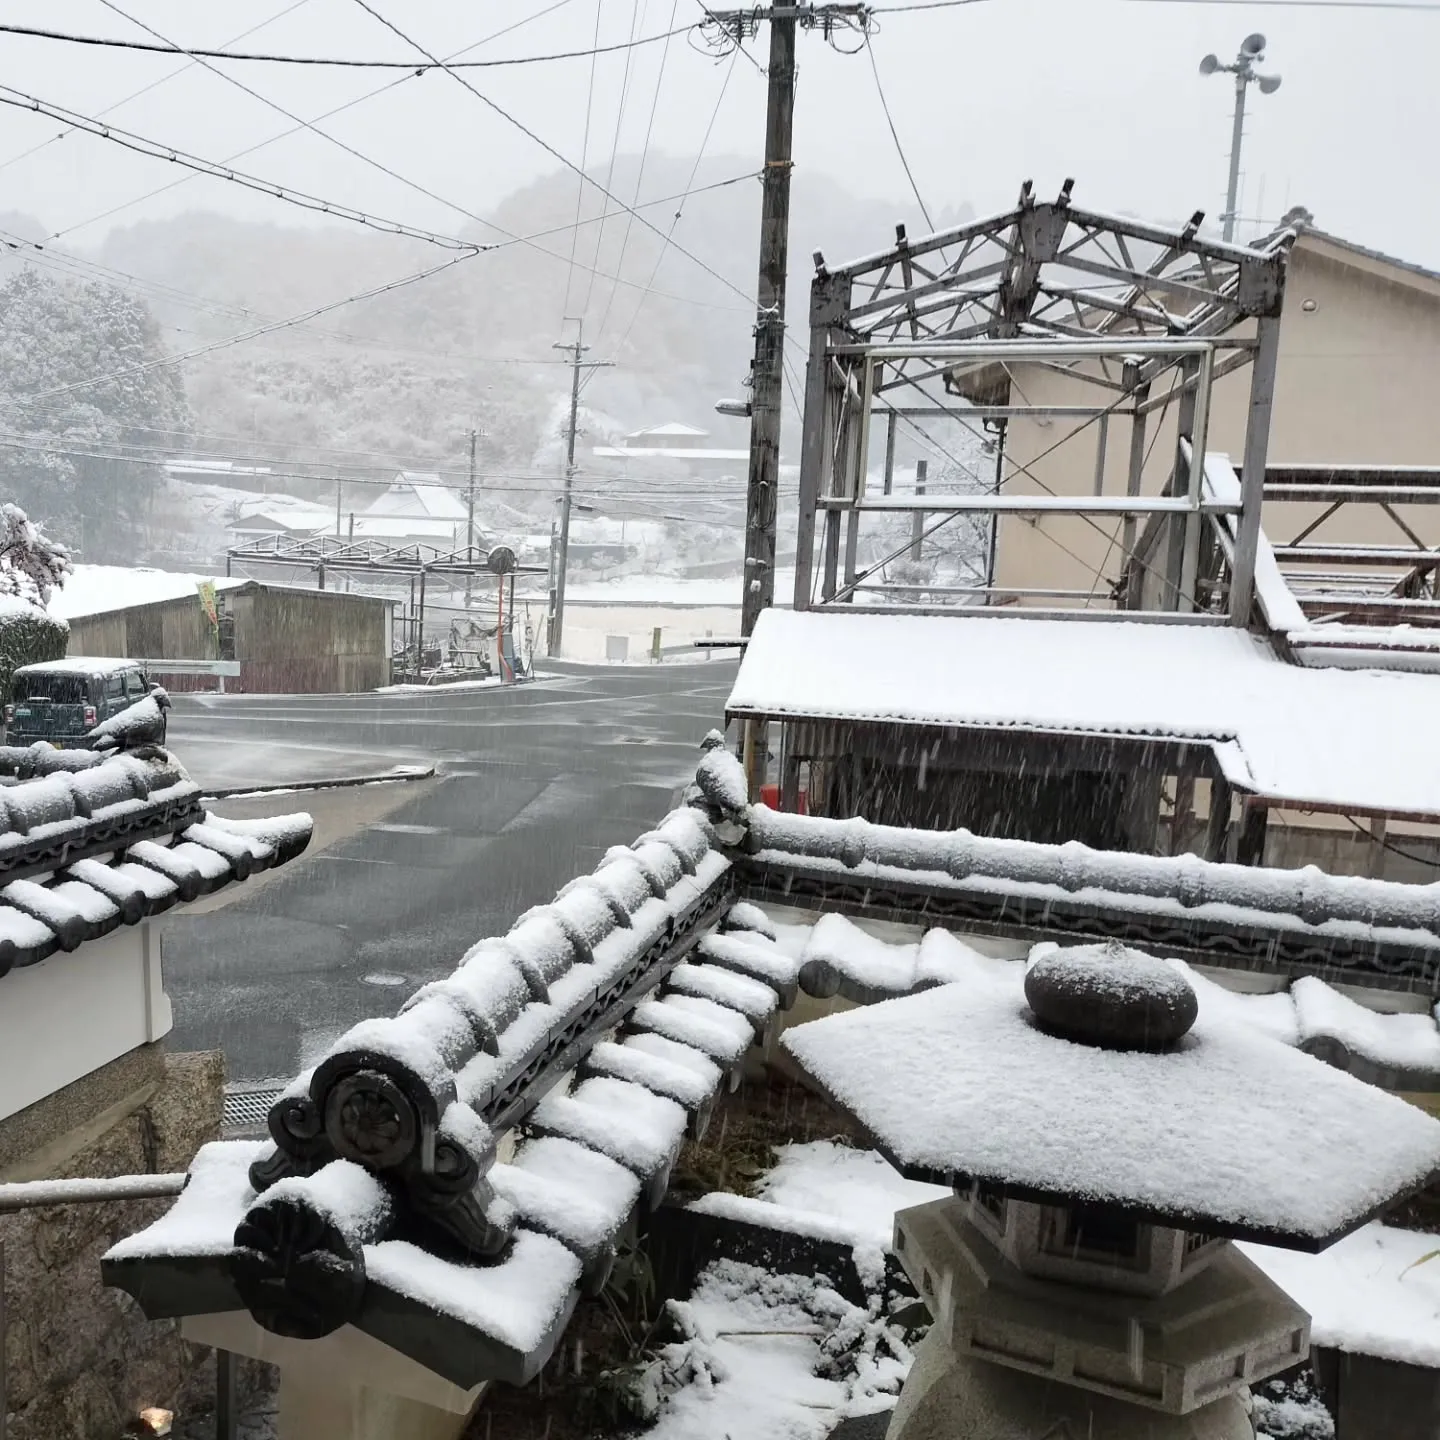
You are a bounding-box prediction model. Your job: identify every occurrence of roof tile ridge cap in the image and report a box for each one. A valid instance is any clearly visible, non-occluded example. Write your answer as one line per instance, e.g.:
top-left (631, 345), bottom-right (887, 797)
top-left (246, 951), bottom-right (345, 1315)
top-left (556, 871), bottom-right (634, 931)
top-left (607, 842), bottom-right (669, 899)
top-left (516, 899), bottom-right (596, 968)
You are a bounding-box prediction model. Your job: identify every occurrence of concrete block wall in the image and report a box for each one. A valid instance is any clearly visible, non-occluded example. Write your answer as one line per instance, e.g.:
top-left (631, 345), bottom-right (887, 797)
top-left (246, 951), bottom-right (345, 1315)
top-left (0, 1045), bottom-right (225, 1440)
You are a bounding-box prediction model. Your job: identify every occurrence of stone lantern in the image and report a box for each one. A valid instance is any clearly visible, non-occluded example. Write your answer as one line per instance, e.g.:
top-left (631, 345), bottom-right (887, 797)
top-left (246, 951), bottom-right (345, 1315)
top-left (783, 942), bottom-right (1440, 1439)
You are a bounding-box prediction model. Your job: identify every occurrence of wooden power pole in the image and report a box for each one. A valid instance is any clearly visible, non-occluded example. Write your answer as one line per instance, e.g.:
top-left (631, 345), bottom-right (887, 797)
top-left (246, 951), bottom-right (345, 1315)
top-left (548, 319), bottom-right (612, 656)
top-left (465, 427), bottom-right (478, 605)
top-left (711, 4), bottom-right (871, 638)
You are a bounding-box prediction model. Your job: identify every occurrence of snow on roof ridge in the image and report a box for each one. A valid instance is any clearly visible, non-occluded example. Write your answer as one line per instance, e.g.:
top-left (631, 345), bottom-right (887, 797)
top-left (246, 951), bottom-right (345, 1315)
top-left (747, 807), bottom-right (1440, 938)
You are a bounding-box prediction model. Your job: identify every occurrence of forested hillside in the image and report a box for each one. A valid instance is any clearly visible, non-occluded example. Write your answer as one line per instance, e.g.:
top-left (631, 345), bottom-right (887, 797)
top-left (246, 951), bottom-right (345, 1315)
top-left (0, 154), bottom-right (972, 560)
top-left (0, 268), bottom-right (189, 560)
top-left (94, 155), bottom-right (969, 474)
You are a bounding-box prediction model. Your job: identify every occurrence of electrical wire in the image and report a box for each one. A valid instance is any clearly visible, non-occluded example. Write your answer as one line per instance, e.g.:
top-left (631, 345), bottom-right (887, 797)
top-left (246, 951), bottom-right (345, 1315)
top-left (0, 16), bottom-right (698, 67)
top-left (0, 429), bottom-right (782, 504)
top-left (595, 0), bottom-right (684, 337)
top-left (0, 84), bottom-right (479, 252)
top-left (97, 0), bottom-right (540, 268)
top-left (869, 0), bottom-right (995, 11)
top-left (17, 253), bottom-right (483, 404)
top-left (0, 0), bottom-right (313, 179)
top-left (580, 0), bottom-right (645, 320)
top-left (561, 0), bottom-right (606, 321)
top-left (348, 0), bottom-right (759, 311)
top-left (865, 36), bottom-right (936, 232)
top-left (1126, 0), bottom-right (1440, 9)
top-left (610, 41), bottom-right (738, 355)
top-left (42, 0), bottom-right (581, 244)
top-left (1344, 816), bottom-right (1440, 868)
top-left (690, 2), bottom-right (768, 73)
top-left (3, 169), bottom-right (761, 420)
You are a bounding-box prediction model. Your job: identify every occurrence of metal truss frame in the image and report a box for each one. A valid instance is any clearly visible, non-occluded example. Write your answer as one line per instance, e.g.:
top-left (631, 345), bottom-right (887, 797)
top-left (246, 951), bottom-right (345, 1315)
top-left (792, 179), bottom-right (1291, 625)
top-left (225, 533), bottom-right (545, 584)
top-left (1258, 464), bottom-right (1440, 628)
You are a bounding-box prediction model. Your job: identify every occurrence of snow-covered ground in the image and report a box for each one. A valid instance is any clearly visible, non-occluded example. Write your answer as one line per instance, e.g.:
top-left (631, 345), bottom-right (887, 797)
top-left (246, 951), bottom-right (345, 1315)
top-left (639, 1261), bottom-right (906, 1440)
top-left (551, 604), bottom-right (744, 663)
top-left (1243, 1222), bottom-right (1440, 1369)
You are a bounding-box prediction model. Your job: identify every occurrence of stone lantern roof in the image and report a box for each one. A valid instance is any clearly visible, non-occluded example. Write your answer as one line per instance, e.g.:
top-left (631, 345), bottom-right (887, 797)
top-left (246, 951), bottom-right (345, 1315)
top-left (782, 942), bottom-right (1440, 1249)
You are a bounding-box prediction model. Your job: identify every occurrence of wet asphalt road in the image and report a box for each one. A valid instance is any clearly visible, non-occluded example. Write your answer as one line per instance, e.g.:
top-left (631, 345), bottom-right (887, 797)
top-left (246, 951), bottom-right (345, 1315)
top-left (160, 661), bottom-right (737, 1082)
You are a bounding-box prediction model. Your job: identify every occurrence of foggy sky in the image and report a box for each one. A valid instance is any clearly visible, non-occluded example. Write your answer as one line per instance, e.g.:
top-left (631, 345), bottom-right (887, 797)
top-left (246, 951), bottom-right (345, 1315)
top-left (0, 0), bottom-right (1432, 275)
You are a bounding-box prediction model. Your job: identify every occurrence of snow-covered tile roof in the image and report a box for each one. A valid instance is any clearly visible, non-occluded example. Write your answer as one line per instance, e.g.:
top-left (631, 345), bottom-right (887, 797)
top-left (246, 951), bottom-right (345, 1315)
top-left (102, 795), bottom-right (788, 1389)
top-left (728, 608), bottom-right (1440, 816)
top-left (781, 966), bottom-right (1440, 1247)
top-left (0, 747), bottom-right (311, 975)
top-left (741, 806), bottom-right (1440, 992)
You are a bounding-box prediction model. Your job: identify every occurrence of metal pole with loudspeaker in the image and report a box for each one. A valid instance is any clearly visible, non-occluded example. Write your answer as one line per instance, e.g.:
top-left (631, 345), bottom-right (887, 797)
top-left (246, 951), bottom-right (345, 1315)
top-left (1199, 34), bottom-right (1282, 243)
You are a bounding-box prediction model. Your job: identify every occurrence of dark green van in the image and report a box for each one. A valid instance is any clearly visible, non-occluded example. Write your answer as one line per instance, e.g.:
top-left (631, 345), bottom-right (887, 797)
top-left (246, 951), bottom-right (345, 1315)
top-left (5, 659), bottom-right (170, 750)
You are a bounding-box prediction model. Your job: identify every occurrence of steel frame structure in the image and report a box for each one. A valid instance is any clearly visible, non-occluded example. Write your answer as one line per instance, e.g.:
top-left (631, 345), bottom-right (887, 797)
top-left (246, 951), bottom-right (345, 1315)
top-left (225, 533), bottom-right (544, 585)
top-left (792, 180), bottom-right (1291, 624)
top-left (1257, 463), bottom-right (1440, 628)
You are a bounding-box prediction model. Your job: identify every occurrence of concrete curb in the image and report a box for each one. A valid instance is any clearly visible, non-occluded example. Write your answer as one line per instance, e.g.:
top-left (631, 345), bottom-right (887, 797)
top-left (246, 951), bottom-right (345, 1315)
top-left (200, 764), bottom-right (435, 800)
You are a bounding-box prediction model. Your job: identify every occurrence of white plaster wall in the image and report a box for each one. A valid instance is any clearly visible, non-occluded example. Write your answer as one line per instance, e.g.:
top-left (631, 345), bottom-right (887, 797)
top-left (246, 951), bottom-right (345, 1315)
top-left (0, 922), bottom-right (171, 1122)
top-left (990, 240), bottom-right (1440, 600)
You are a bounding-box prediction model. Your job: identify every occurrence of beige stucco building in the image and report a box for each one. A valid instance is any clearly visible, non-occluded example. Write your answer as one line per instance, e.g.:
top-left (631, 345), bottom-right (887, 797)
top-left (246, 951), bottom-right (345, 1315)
top-left (988, 222), bottom-right (1440, 603)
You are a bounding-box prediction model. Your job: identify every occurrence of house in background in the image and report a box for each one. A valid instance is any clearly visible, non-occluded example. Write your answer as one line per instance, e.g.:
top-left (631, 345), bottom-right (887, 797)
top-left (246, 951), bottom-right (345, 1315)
top-left (592, 422), bottom-right (751, 482)
top-left (347, 471), bottom-right (474, 549)
top-left (983, 213), bottom-right (1440, 605)
top-left (51, 566), bottom-right (394, 694)
top-left (163, 459), bottom-right (276, 496)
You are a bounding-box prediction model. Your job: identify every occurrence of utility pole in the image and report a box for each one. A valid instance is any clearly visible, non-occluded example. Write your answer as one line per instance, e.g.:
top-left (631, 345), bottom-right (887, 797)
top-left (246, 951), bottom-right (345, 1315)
top-left (549, 319), bottom-right (612, 656)
top-left (909, 458), bottom-right (927, 561)
top-left (1199, 35), bottom-right (1282, 244)
top-left (464, 428), bottom-right (478, 606)
top-left (710, 3), bottom-right (871, 638)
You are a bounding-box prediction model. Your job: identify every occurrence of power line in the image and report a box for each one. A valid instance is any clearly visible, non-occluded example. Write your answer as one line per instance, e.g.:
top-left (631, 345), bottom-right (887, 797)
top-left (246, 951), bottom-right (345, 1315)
top-left (96, 0), bottom-right (525, 267)
top-left (0, 83), bottom-right (479, 252)
top-left (609, 41), bottom-right (739, 358)
top-left (865, 36), bottom-right (936, 232)
top-left (348, 0), bottom-right (759, 310)
top-left (42, 0), bottom-right (582, 244)
top-left (0, 0), bottom-right (314, 179)
top-left (1344, 816), bottom-right (1440, 869)
top-left (561, 0), bottom-right (606, 321)
top-left (0, 167), bottom-right (756, 429)
top-left (580, 0), bottom-right (645, 320)
top-left (0, 17), bottom-right (699, 69)
top-left (18, 253), bottom-right (481, 404)
top-left (691, 1), bottom-right (769, 70)
top-left (4, 171), bottom-right (760, 413)
top-left (869, 0), bottom-right (994, 10)
top-left (596, 0), bottom-right (684, 337)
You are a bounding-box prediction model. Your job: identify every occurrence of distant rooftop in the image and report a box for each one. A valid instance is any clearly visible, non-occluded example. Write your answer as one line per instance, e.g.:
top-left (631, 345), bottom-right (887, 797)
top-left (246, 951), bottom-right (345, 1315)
top-left (365, 473), bottom-right (468, 522)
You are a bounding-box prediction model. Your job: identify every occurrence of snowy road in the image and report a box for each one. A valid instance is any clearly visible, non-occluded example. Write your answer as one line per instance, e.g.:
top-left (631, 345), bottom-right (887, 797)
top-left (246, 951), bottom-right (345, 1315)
top-left (159, 660), bottom-right (738, 1082)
